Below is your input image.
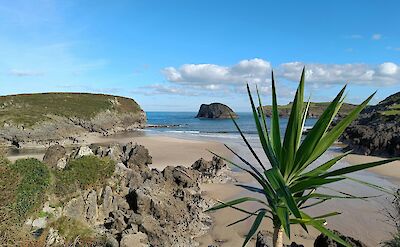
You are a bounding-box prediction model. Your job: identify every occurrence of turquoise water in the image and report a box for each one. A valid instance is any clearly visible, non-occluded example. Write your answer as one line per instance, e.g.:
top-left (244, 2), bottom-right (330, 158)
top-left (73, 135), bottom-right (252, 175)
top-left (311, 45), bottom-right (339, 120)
top-left (146, 111), bottom-right (317, 139)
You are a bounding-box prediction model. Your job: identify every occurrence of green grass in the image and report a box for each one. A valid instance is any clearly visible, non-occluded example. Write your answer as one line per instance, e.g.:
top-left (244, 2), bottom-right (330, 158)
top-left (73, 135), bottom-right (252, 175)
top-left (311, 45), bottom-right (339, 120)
top-left (381, 104), bottom-right (400, 116)
top-left (50, 216), bottom-right (97, 244)
top-left (53, 155), bottom-right (115, 197)
top-left (0, 92), bottom-right (142, 127)
top-left (9, 158), bottom-right (51, 221)
top-left (260, 101), bottom-right (357, 117)
top-left (0, 158), bottom-right (50, 246)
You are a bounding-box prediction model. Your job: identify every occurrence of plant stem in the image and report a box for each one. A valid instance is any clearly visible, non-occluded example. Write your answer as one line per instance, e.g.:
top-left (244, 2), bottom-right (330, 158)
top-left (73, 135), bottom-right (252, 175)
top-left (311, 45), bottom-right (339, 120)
top-left (272, 226), bottom-right (283, 247)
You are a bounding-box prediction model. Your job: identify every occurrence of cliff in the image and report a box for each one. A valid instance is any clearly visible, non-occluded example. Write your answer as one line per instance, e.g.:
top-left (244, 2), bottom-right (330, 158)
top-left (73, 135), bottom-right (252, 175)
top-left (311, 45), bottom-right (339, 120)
top-left (0, 93), bottom-right (146, 147)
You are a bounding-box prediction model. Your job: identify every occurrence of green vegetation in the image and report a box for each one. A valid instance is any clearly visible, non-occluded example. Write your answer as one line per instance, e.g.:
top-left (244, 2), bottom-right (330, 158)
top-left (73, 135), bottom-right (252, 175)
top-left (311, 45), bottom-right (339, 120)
top-left (208, 69), bottom-right (399, 247)
top-left (0, 154), bottom-right (113, 245)
top-left (0, 93), bottom-right (142, 127)
top-left (0, 158), bottom-right (50, 246)
top-left (11, 159), bottom-right (51, 220)
top-left (260, 101), bottom-right (357, 118)
top-left (50, 216), bottom-right (96, 244)
top-left (54, 155), bottom-right (115, 197)
top-left (381, 104), bottom-right (400, 116)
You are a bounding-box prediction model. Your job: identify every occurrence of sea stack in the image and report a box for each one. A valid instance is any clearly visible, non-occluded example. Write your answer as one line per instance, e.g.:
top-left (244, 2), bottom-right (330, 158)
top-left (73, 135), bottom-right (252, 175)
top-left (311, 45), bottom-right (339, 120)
top-left (195, 103), bottom-right (238, 119)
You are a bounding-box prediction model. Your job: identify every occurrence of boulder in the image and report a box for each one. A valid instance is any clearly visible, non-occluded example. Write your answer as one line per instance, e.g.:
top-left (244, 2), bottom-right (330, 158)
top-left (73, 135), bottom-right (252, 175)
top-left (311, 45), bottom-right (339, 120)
top-left (43, 144), bottom-right (66, 169)
top-left (314, 231), bottom-right (368, 247)
top-left (191, 156), bottom-right (232, 183)
top-left (63, 196), bottom-right (85, 219)
top-left (72, 145), bottom-right (94, 159)
top-left (120, 232), bottom-right (149, 247)
top-left (195, 103), bottom-right (238, 119)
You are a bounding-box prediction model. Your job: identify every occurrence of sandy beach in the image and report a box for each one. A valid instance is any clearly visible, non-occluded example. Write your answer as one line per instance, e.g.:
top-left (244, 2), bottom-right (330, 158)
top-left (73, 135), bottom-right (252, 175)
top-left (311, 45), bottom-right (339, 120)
top-left (4, 134), bottom-right (400, 246)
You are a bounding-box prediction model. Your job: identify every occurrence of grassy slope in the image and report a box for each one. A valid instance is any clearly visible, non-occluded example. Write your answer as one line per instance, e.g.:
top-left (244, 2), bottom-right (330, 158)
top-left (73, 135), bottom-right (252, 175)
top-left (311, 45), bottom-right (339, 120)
top-left (0, 93), bottom-right (142, 127)
top-left (0, 155), bottom-right (114, 245)
top-left (261, 102), bottom-right (357, 117)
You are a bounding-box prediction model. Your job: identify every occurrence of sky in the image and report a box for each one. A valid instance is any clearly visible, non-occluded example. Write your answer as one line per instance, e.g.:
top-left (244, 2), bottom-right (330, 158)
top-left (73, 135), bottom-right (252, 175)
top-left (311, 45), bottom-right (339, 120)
top-left (0, 0), bottom-right (399, 112)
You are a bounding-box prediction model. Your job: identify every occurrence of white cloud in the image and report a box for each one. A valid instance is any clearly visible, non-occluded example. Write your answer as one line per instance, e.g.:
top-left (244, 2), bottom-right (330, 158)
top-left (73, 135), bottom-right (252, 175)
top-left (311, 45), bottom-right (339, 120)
top-left (163, 58), bottom-right (271, 87)
top-left (144, 59), bottom-right (400, 97)
top-left (372, 33), bottom-right (382, 40)
top-left (379, 62), bottom-right (398, 75)
top-left (279, 62), bottom-right (400, 85)
top-left (8, 69), bottom-right (44, 77)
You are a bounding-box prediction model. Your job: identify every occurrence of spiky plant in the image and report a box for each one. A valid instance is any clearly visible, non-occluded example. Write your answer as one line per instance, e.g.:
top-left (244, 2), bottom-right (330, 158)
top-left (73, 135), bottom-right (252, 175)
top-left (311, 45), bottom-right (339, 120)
top-left (206, 69), bottom-right (400, 247)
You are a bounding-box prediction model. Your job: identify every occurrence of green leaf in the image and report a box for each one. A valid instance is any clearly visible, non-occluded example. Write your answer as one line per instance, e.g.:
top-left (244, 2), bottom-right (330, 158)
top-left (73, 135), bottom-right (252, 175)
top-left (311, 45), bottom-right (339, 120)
top-left (281, 68), bottom-right (305, 178)
top-left (293, 85), bottom-right (346, 175)
top-left (306, 92), bottom-right (375, 166)
top-left (265, 167), bottom-right (302, 220)
top-left (299, 151), bottom-right (352, 179)
top-left (290, 177), bottom-right (345, 193)
top-left (230, 115), bottom-right (266, 170)
top-left (321, 157), bottom-right (400, 178)
top-left (247, 84), bottom-right (278, 169)
top-left (309, 220), bottom-right (351, 247)
top-left (206, 197), bottom-right (267, 212)
top-left (270, 70), bottom-right (282, 159)
top-left (242, 210), bottom-right (267, 247)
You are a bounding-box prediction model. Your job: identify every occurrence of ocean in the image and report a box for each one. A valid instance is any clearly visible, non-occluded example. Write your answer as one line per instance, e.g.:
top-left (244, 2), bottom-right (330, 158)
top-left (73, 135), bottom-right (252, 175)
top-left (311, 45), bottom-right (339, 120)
top-left (145, 111), bottom-right (317, 140)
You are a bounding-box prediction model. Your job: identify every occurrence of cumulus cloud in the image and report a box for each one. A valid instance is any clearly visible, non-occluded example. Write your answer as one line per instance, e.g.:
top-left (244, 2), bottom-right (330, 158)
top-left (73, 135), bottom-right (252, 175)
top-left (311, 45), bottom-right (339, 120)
top-left (8, 69), bottom-right (44, 77)
top-left (139, 59), bottom-right (400, 97)
top-left (163, 58), bottom-right (271, 87)
top-left (372, 33), bottom-right (382, 40)
top-left (279, 62), bottom-right (399, 85)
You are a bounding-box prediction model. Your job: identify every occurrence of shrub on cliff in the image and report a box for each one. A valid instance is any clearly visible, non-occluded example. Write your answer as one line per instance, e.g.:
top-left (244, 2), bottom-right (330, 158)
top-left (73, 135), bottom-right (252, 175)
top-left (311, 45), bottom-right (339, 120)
top-left (54, 155), bottom-right (115, 197)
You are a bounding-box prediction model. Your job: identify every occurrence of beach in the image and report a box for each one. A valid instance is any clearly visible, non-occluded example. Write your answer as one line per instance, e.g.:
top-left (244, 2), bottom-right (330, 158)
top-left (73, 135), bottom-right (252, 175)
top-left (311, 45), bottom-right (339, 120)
top-left (5, 132), bottom-right (399, 246)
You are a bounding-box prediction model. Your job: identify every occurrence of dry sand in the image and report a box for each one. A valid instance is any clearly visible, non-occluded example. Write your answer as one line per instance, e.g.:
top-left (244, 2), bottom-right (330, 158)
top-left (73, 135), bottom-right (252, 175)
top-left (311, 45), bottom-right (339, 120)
top-left (4, 134), bottom-right (400, 246)
top-left (345, 153), bottom-right (400, 183)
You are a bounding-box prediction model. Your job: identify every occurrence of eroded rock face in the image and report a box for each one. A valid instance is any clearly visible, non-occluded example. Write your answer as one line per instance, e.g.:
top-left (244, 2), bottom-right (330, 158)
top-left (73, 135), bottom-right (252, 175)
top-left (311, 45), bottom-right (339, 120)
top-left (195, 103), bottom-right (238, 119)
top-left (191, 156), bottom-right (233, 183)
top-left (340, 92), bottom-right (400, 157)
top-left (42, 144), bottom-right (66, 169)
top-left (47, 143), bottom-right (219, 247)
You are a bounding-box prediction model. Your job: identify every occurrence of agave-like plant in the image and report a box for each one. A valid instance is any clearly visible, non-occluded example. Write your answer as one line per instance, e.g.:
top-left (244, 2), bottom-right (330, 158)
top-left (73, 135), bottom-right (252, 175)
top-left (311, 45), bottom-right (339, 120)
top-left (206, 69), bottom-right (400, 247)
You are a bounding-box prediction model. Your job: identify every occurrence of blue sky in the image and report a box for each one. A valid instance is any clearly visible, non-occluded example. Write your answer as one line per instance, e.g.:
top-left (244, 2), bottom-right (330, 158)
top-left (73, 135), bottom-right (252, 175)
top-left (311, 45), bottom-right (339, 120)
top-left (0, 0), bottom-right (399, 111)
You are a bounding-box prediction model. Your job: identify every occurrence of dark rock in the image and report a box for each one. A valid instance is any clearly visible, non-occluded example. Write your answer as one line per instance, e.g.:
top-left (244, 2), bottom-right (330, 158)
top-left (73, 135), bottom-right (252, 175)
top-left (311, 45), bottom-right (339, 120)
top-left (195, 103), bottom-right (238, 119)
top-left (340, 92), bottom-right (400, 157)
top-left (191, 156), bottom-right (232, 183)
top-left (314, 231), bottom-right (368, 247)
top-left (43, 144), bottom-right (66, 169)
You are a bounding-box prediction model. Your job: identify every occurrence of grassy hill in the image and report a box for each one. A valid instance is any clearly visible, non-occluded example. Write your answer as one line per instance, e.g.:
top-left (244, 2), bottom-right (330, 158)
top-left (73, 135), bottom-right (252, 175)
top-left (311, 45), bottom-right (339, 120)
top-left (260, 102), bottom-right (357, 118)
top-left (0, 93), bottom-right (143, 127)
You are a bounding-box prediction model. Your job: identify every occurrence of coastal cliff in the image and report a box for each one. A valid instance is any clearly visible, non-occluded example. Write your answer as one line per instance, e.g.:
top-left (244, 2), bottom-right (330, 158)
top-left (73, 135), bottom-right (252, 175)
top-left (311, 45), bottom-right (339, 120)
top-left (0, 93), bottom-right (146, 147)
top-left (341, 92), bottom-right (400, 156)
top-left (259, 102), bottom-right (357, 118)
top-left (195, 103), bottom-right (238, 119)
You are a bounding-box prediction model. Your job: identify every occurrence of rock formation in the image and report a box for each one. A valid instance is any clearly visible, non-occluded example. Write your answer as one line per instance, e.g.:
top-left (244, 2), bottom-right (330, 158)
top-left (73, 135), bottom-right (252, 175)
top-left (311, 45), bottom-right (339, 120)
top-left (341, 92), bottom-right (400, 156)
top-left (0, 93), bottom-right (146, 147)
top-left (32, 143), bottom-right (232, 246)
top-left (195, 103), bottom-right (238, 119)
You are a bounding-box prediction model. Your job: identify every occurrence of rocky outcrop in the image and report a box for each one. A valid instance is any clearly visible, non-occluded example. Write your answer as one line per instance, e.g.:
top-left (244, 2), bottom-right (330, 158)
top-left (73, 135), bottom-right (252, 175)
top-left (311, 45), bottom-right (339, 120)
top-left (37, 143), bottom-right (229, 247)
top-left (42, 144), bottom-right (66, 169)
top-left (341, 92), bottom-right (400, 156)
top-left (0, 93), bottom-right (146, 147)
top-left (191, 156), bottom-right (234, 183)
top-left (195, 103), bottom-right (238, 119)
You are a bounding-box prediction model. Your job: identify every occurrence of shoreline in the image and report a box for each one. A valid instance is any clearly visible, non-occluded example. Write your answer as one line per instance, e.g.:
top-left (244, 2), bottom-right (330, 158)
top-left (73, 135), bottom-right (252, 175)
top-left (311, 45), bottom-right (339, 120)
top-left (3, 132), bottom-right (400, 246)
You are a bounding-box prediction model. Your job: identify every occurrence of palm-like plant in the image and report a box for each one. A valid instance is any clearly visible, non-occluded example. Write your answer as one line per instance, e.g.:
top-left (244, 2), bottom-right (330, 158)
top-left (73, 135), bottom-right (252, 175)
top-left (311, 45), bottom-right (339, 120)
top-left (207, 69), bottom-right (400, 247)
